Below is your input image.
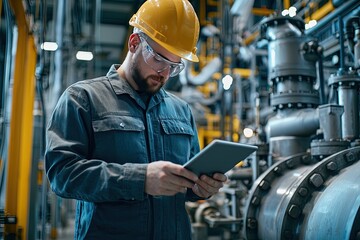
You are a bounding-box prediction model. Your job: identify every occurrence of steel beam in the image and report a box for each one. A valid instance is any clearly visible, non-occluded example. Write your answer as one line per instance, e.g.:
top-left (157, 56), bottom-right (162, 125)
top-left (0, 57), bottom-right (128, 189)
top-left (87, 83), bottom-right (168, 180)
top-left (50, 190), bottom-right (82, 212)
top-left (5, 0), bottom-right (36, 238)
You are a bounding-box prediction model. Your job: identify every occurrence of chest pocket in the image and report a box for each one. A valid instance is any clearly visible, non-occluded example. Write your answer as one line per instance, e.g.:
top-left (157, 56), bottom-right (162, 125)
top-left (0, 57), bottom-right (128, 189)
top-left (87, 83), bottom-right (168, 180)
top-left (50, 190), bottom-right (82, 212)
top-left (160, 119), bottom-right (194, 165)
top-left (92, 115), bottom-right (147, 164)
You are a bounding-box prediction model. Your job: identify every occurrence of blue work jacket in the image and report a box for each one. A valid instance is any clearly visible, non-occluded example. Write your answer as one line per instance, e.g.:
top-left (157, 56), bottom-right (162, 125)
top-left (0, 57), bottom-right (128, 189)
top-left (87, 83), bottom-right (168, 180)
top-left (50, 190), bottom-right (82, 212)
top-left (45, 65), bottom-right (201, 239)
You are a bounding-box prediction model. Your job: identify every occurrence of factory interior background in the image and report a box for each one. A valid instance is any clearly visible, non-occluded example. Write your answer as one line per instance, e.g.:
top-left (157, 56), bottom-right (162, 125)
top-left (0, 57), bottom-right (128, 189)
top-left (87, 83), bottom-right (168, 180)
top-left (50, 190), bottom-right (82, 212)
top-left (1, 0), bottom-right (360, 239)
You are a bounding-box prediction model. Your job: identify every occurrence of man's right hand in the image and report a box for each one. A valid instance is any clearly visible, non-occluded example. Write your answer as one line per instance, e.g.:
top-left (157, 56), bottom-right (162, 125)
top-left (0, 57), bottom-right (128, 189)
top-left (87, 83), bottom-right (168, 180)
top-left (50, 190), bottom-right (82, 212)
top-left (145, 161), bottom-right (198, 196)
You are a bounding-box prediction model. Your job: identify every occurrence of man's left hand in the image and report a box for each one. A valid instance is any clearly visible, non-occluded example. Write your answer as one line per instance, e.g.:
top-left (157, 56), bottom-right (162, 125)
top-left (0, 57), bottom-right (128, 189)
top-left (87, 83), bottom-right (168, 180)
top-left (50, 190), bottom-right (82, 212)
top-left (191, 173), bottom-right (227, 198)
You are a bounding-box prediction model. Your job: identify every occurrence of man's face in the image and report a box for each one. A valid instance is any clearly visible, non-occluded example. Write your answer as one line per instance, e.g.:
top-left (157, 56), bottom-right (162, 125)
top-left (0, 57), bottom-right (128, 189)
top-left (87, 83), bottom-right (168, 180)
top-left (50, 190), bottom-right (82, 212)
top-left (130, 53), bottom-right (167, 95)
top-left (130, 34), bottom-right (183, 95)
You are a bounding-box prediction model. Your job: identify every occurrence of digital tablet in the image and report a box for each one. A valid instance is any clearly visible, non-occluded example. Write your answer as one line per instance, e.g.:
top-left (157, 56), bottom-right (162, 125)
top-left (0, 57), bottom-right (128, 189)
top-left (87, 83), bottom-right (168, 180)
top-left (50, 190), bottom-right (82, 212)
top-left (183, 139), bottom-right (258, 176)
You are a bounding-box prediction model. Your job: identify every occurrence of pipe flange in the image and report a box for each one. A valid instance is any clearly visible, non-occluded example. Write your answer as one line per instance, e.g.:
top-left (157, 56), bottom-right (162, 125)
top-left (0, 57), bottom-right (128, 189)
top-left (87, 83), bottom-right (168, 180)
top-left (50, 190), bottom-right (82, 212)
top-left (310, 139), bottom-right (350, 159)
top-left (281, 147), bottom-right (360, 239)
top-left (244, 152), bottom-right (311, 239)
top-left (328, 70), bottom-right (360, 87)
top-left (271, 92), bottom-right (319, 109)
top-left (272, 75), bottom-right (315, 84)
top-left (260, 15), bottom-right (305, 40)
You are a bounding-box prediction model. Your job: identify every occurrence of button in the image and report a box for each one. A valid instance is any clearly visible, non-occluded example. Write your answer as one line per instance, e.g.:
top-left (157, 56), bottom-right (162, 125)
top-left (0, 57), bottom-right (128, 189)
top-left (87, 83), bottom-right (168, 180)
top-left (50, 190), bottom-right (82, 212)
top-left (120, 122), bottom-right (125, 128)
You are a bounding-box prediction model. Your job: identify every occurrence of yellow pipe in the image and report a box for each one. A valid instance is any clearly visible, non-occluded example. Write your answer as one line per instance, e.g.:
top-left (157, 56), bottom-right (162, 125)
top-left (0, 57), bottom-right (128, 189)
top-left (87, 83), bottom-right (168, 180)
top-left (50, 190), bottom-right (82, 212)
top-left (252, 7), bottom-right (275, 16)
top-left (283, 0), bottom-right (290, 9)
top-left (5, 0), bottom-right (36, 238)
top-left (212, 68), bottom-right (254, 79)
top-left (244, 31), bottom-right (259, 46)
top-left (305, 1), bottom-right (334, 22)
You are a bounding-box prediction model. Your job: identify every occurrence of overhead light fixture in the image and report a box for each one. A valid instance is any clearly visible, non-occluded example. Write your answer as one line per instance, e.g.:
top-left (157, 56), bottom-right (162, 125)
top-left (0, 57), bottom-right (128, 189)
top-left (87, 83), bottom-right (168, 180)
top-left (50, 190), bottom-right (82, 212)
top-left (243, 128), bottom-right (254, 138)
top-left (76, 51), bottom-right (93, 61)
top-left (222, 74), bottom-right (233, 90)
top-left (281, 9), bottom-right (289, 16)
top-left (288, 6), bottom-right (297, 17)
top-left (40, 42), bottom-right (58, 51)
top-left (281, 7), bottom-right (297, 17)
top-left (305, 20), bottom-right (317, 30)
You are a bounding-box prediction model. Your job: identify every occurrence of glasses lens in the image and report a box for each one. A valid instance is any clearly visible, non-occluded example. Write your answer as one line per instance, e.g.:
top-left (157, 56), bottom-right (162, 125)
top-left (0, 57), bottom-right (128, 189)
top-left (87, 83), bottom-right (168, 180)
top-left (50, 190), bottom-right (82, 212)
top-left (140, 36), bottom-right (184, 77)
top-left (169, 63), bottom-right (185, 77)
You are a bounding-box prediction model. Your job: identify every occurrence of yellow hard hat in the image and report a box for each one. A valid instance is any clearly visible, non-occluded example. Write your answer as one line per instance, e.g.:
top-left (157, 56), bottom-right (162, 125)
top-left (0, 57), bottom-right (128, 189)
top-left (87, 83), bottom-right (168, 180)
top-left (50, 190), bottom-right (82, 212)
top-left (129, 0), bottom-right (200, 62)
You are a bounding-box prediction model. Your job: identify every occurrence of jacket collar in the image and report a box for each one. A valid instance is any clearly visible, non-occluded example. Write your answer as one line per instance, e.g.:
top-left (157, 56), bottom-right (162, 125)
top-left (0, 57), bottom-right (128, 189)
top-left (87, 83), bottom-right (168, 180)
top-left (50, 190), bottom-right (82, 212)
top-left (106, 64), bottom-right (168, 110)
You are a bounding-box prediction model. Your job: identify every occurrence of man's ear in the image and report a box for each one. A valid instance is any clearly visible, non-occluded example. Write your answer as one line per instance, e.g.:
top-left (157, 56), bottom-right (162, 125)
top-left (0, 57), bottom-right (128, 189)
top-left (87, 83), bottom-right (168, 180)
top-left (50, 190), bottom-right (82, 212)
top-left (128, 33), bottom-right (140, 53)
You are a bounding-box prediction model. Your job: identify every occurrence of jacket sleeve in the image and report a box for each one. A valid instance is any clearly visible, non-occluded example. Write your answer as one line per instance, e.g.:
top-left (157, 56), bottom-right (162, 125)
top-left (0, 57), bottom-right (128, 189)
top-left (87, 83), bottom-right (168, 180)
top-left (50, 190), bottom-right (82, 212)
top-left (45, 86), bottom-right (147, 203)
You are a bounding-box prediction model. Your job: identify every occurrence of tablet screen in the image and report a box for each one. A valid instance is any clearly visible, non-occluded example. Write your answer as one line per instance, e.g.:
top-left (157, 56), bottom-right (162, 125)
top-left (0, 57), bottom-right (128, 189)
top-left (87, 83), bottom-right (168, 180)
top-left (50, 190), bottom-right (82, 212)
top-left (183, 139), bottom-right (258, 176)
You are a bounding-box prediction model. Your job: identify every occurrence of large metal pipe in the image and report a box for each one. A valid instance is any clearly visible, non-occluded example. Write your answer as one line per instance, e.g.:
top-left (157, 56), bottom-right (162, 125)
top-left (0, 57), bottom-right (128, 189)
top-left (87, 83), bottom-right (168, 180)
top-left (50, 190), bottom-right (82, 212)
top-left (244, 147), bottom-right (360, 240)
top-left (265, 108), bottom-right (319, 138)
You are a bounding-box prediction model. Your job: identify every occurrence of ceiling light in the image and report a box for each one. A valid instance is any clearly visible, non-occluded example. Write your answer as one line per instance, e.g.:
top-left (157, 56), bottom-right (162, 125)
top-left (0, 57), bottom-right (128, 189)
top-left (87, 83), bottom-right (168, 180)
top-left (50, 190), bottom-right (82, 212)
top-left (305, 20), bottom-right (317, 30)
top-left (281, 9), bottom-right (289, 16)
top-left (40, 42), bottom-right (58, 51)
top-left (222, 74), bottom-right (233, 90)
top-left (76, 51), bottom-right (93, 61)
top-left (288, 7), bottom-right (297, 17)
top-left (243, 128), bottom-right (254, 138)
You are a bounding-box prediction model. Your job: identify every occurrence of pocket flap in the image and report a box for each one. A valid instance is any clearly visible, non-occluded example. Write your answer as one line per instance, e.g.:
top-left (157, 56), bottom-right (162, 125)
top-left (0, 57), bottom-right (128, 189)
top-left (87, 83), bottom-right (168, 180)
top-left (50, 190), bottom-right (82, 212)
top-left (160, 119), bottom-right (194, 135)
top-left (93, 115), bottom-right (145, 132)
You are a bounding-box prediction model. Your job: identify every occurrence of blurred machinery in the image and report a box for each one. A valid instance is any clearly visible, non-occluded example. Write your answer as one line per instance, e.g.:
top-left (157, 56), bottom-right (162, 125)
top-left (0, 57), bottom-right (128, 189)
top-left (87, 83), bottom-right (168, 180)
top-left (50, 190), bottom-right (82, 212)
top-left (185, 1), bottom-right (360, 240)
top-left (1, 0), bottom-right (360, 239)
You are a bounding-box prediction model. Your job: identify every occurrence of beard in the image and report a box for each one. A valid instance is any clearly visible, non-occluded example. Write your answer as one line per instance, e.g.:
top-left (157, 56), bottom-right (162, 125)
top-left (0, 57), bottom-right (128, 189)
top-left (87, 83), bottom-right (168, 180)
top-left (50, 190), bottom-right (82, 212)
top-left (131, 57), bottom-right (165, 95)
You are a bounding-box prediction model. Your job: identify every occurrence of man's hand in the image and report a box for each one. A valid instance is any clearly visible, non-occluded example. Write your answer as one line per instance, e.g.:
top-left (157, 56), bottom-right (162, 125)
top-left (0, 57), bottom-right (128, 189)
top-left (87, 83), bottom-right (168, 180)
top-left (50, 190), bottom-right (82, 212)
top-left (145, 161), bottom-right (198, 196)
top-left (191, 173), bottom-right (227, 199)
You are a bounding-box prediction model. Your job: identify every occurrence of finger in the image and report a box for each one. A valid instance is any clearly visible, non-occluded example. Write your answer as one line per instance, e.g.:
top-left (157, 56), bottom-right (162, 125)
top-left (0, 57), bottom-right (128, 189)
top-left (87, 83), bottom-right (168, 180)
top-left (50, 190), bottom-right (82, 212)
top-left (158, 175), bottom-right (191, 193)
top-left (192, 183), bottom-right (211, 198)
top-left (165, 172), bottom-right (196, 189)
top-left (162, 162), bottom-right (199, 183)
top-left (196, 180), bottom-right (217, 195)
top-left (199, 175), bottom-right (224, 189)
top-left (175, 166), bottom-right (199, 183)
top-left (212, 173), bottom-right (228, 182)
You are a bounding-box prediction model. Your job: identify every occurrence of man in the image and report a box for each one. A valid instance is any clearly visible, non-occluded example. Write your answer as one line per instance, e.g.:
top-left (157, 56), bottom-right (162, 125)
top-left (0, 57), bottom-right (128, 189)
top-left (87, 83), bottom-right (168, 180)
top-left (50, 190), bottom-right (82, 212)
top-left (45, 0), bottom-right (227, 239)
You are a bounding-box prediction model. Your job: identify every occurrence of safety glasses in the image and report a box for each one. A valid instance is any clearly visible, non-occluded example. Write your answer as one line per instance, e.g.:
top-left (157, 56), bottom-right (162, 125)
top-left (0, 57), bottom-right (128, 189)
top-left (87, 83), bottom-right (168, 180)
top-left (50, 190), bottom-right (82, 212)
top-left (139, 35), bottom-right (185, 77)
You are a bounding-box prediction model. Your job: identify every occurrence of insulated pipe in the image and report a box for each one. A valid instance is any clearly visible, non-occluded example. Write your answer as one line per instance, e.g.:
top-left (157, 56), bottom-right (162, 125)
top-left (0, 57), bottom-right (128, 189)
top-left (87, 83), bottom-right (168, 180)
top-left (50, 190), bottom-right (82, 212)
top-left (265, 108), bottom-right (319, 138)
top-left (183, 57), bottom-right (222, 86)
